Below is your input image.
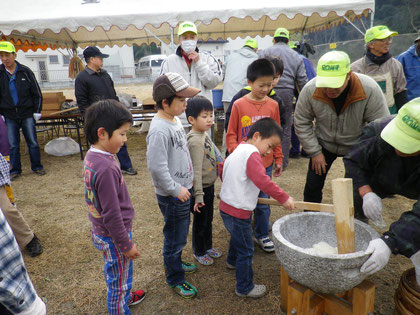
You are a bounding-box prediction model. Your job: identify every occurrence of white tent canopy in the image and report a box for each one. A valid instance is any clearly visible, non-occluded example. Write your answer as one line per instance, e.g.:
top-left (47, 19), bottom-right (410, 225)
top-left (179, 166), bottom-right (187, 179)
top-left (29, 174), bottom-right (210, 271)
top-left (0, 0), bottom-right (374, 51)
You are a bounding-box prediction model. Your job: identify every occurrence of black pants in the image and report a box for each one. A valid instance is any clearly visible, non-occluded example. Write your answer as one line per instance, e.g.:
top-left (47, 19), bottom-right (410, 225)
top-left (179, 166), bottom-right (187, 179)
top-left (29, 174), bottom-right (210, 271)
top-left (191, 185), bottom-right (215, 256)
top-left (303, 147), bottom-right (366, 220)
top-left (303, 147), bottom-right (339, 203)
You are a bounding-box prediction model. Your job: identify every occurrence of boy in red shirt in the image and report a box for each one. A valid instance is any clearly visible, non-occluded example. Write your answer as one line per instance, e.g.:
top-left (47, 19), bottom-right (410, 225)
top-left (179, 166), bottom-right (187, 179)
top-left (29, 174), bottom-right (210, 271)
top-left (226, 58), bottom-right (283, 253)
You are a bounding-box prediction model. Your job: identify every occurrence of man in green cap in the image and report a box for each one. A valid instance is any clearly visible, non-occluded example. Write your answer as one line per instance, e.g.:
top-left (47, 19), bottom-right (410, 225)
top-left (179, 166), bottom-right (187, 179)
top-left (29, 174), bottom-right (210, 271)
top-left (294, 51), bottom-right (389, 220)
top-left (160, 21), bottom-right (222, 131)
top-left (343, 98), bottom-right (420, 284)
top-left (260, 27), bottom-right (307, 170)
top-left (0, 41), bottom-right (45, 179)
top-left (351, 25), bottom-right (408, 114)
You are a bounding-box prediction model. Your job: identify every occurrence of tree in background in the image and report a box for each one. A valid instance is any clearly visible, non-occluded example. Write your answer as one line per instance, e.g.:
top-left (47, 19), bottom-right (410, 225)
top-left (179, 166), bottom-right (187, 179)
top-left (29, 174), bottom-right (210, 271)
top-left (133, 43), bottom-right (161, 62)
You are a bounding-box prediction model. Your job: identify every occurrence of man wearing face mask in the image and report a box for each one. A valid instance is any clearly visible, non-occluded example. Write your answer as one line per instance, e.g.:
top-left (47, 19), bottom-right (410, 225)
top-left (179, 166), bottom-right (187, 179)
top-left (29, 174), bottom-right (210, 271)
top-left (160, 21), bottom-right (223, 129)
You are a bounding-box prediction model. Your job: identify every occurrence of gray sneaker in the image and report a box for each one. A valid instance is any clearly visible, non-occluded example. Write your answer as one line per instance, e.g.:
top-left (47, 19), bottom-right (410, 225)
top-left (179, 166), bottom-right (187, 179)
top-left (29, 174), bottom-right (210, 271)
top-left (235, 284), bottom-right (266, 298)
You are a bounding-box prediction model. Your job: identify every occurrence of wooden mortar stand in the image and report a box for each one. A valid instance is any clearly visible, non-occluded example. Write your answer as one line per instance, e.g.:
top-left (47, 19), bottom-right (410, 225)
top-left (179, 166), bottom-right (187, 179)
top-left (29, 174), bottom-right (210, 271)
top-left (261, 178), bottom-right (375, 314)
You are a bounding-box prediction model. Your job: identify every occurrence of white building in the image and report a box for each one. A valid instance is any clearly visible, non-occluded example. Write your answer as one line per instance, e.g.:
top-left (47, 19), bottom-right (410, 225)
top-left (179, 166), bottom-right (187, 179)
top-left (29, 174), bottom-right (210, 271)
top-left (12, 35), bottom-right (275, 88)
top-left (14, 45), bottom-right (135, 88)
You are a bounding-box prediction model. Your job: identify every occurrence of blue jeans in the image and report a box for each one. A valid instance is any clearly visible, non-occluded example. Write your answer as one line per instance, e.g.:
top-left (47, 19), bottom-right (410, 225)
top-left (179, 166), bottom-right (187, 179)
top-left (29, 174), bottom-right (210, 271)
top-left (253, 165), bottom-right (272, 240)
top-left (220, 210), bottom-right (254, 294)
top-left (156, 194), bottom-right (191, 286)
top-left (5, 117), bottom-right (43, 174)
top-left (116, 143), bottom-right (133, 170)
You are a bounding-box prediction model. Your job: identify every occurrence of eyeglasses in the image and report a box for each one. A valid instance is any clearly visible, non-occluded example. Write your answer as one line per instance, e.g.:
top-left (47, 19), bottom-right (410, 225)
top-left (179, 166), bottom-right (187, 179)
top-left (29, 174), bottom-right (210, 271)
top-left (375, 37), bottom-right (393, 44)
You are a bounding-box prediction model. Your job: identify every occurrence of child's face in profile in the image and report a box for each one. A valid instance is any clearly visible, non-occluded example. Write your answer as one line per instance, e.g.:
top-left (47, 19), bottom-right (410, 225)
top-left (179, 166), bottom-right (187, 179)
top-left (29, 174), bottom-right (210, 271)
top-left (248, 76), bottom-right (274, 101)
top-left (163, 96), bottom-right (187, 117)
top-left (272, 73), bottom-right (281, 89)
top-left (189, 110), bottom-right (213, 132)
top-left (249, 133), bottom-right (281, 157)
top-left (98, 122), bottom-right (131, 154)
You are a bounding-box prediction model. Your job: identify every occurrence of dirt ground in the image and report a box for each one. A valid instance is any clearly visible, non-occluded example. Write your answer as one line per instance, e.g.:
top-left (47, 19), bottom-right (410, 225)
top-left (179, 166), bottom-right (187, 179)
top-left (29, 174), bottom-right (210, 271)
top-left (13, 82), bottom-right (414, 314)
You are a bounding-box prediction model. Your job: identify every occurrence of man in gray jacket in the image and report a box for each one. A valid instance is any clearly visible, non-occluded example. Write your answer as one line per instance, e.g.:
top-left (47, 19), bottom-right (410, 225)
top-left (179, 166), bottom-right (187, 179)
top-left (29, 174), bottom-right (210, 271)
top-left (294, 51), bottom-right (389, 220)
top-left (260, 28), bottom-right (307, 170)
top-left (221, 38), bottom-right (258, 152)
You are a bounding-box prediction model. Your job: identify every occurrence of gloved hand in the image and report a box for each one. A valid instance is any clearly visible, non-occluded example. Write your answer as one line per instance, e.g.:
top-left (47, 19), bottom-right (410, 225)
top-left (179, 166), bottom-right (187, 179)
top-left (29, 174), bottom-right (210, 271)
top-left (360, 238), bottom-right (391, 275)
top-left (33, 113), bottom-right (42, 121)
top-left (410, 250), bottom-right (420, 285)
top-left (362, 192), bottom-right (383, 220)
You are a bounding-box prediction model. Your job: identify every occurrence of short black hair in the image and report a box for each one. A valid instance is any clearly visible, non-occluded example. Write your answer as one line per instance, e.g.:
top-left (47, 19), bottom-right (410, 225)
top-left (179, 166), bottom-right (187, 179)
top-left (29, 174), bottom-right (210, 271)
top-left (247, 58), bottom-right (275, 82)
top-left (265, 56), bottom-right (284, 77)
top-left (185, 95), bottom-right (213, 119)
top-left (156, 95), bottom-right (176, 110)
top-left (274, 37), bottom-right (289, 44)
top-left (247, 117), bottom-right (283, 140)
top-left (84, 99), bottom-right (133, 144)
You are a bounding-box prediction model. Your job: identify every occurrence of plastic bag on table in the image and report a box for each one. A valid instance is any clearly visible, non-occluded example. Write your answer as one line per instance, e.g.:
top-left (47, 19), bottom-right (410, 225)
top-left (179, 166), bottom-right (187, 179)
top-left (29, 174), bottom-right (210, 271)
top-left (44, 137), bottom-right (80, 156)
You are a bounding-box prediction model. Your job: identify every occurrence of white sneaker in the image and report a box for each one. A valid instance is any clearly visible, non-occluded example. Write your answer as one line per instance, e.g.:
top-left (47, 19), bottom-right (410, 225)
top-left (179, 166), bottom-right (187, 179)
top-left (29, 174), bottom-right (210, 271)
top-left (254, 237), bottom-right (275, 252)
top-left (235, 284), bottom-right (267, 298)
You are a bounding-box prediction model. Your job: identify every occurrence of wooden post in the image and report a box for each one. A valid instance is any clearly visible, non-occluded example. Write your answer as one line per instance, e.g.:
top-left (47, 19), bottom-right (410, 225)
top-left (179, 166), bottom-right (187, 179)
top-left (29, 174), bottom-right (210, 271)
top-left (280, 266), bottom-right (290, 312)
top-left (332, 178), bottom-right (355, 254)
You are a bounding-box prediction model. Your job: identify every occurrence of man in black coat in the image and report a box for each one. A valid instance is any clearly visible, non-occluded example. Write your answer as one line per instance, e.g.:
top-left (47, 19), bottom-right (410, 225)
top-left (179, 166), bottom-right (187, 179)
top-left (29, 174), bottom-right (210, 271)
top-left (0, 41), bottom-right (45, 179)
top-left (75, 47), bottom-right (137, 175)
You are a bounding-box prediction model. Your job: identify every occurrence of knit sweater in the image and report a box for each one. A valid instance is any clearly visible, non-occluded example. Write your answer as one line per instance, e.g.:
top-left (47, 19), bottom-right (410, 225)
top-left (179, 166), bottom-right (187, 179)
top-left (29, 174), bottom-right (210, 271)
top-left (187, 131), bottom-right (222, 204)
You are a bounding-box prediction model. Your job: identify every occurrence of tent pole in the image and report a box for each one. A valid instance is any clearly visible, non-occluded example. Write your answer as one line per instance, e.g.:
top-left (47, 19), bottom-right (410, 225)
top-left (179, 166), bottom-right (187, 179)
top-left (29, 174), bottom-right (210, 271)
top-left (342, 16), bottom-right (365, 37)
top-left (170, 27), bottom-right (175, 53)
top-left (144, 26), bottom-right (171, 53)
top-left (370, 9), bottom-right (375, 28)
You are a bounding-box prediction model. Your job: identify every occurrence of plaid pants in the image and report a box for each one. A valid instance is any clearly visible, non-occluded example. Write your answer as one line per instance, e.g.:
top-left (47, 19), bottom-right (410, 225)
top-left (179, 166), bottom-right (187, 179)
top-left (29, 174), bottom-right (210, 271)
top-left (92, 232), bottom-right (133, 315)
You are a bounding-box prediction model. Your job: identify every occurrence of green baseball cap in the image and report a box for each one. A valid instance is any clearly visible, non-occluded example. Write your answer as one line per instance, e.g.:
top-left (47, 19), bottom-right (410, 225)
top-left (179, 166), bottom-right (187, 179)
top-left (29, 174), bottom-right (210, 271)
top-left (316, 51), bottom-right (351, 89)
top-left (365, 25), bottom-right (398, 43)
top-left (274, 27), bottom-right (289, 39)
top-left (288, 41), bottom-right (297, 49)
top-left (0, 41), bottom-right (16, 53)
top-left (381, 98), bottom-right (420, 154)
top-left (177, 21), bottom-right (198, 36)
top-left (244, 38), bottom-right (258, 49)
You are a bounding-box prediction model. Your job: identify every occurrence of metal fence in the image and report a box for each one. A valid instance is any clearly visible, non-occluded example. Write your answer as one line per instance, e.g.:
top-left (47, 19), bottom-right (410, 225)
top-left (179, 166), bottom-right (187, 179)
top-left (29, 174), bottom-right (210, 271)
top-left (34, 66), bottom-right (153, 89)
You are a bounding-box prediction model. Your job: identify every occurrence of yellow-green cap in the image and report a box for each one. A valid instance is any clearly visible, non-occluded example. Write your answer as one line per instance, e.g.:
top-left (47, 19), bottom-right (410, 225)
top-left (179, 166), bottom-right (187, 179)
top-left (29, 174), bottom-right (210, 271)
top-left (244, 38), bottom-right (258, 49)
top-left (288, 41), bottom-right (297, 49)
top-left (274, 27), bottom-right (289, 39)
top-left (177, 21), bottom-right (198, 36)
top-left (365, 25), bottom-right (398, 43)
top-left (316, 51), bottom-right (351, 89)
top-left (0, 41), bottom-right (16, 53)
top-left (381, 97), bottom-right (420, 154)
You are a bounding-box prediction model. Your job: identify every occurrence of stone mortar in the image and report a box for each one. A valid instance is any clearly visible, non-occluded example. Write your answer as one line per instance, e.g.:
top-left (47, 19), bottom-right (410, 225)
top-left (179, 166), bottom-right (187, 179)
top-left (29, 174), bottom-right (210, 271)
top-left (272, 212), bottom-right (379, 294)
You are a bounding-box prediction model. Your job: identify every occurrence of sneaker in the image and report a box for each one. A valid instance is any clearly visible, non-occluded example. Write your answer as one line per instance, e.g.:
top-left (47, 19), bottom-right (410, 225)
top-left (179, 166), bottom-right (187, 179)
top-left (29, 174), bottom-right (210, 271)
top-left (33, 169), bottom-right (46, 176)
top-left (170, 281), bottom-right (198, 298)
top-left (10, 173), bottom-right (21, 180)
top-left (235, 284), bottom-right (266, 298)
top-left (254, 237), bottom-right (275, 253)
top-left (206, 248), bottom-right (222, 259)
top-left (26, 235), bottom-right (43, 257)
top-left (128, 289), bottom-right (145, 306)
top-left (193, 254), bottom-right (214, 266)
top-left (182, 261), bottom-right (198, 273)
top-left (122, 168), bottom-right (138, 175)
top-left (226, 262), bottom-right (236, 270)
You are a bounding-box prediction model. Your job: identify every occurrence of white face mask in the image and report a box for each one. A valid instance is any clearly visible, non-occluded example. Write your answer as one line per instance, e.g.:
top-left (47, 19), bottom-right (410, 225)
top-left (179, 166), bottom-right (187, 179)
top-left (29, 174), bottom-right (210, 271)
top-left (181, 40), bottom-right (197, 54)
